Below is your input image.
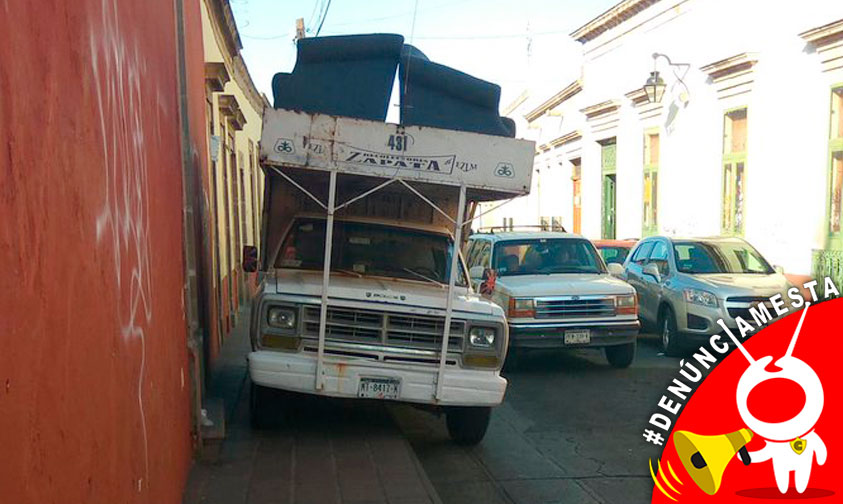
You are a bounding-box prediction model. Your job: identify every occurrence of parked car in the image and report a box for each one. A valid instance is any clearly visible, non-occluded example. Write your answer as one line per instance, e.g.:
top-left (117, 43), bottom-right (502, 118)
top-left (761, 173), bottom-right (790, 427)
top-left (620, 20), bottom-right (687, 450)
top-left (620, 236), bottom-right (792, 356)
top-left (594, 239), bottom-right (637, 266)
top-left (465, 231), bottom-right (640, 368)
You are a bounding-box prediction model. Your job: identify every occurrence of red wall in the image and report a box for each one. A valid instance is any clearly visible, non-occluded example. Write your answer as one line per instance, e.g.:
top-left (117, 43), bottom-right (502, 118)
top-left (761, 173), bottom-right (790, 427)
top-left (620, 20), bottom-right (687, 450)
top-left (0, 0), bottom-right (197, 502)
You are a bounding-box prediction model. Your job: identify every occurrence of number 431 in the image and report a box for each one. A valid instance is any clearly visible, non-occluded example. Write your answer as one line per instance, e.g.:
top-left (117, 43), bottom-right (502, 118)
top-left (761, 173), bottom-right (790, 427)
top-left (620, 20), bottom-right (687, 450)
top-left (387, 134), bottom-right (410, 152)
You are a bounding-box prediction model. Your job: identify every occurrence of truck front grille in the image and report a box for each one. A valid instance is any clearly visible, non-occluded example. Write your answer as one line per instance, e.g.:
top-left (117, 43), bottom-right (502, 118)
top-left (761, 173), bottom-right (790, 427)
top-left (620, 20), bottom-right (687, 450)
top-left (302, 306), bottom-right (465, 352)
top-left (535, 296), bottom-right (615, 319)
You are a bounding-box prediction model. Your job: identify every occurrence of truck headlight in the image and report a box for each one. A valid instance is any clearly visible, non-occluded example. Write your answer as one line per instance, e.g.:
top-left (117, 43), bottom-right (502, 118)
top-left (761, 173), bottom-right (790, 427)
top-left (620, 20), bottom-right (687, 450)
top-left (616, 294), bottom-right (637, 315)
top-left (683, 289), bottom-right (718, 308)
top-left (468, 326), bottom-right (497, 348)
top-left (267, 307), bottom-right (297, 329)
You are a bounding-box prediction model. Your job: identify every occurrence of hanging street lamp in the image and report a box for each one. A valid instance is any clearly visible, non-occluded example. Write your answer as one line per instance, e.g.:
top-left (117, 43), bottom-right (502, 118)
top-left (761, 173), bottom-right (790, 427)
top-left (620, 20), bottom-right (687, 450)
top-left (643, 52), bottom-right (690, 105)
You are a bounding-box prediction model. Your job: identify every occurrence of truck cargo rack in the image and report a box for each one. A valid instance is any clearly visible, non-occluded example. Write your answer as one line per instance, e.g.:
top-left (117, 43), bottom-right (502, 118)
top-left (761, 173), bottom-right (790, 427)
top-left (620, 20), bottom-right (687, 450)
top-left (260, 108), bottom-right (535, 399)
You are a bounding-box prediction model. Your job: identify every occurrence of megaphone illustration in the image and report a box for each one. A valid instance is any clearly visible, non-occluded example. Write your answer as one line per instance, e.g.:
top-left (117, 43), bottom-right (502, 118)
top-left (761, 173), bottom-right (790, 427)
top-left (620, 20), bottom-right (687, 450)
top-left (673, 429), bottom-right (753, 495)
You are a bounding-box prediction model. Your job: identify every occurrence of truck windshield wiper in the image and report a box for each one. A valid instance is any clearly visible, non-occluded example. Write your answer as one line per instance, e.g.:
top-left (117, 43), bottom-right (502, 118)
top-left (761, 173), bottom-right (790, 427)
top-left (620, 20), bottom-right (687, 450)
top-left (402, 268), bottom-right (445, 288)
top-left (333, 268), bottom-right (364, 278)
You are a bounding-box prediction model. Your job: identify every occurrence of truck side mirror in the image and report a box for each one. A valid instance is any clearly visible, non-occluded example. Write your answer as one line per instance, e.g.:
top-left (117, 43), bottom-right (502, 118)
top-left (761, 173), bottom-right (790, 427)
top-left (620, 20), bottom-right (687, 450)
top-left (773, 264), bottom-right (785, 275)
top-left (469, 265), bottom-right (485, 280)
top-left (607, 263), bottom-right (624, 277)
top-left (642, 263), bottom-right (661, 283)
top-left (242, 245), bottom-right (258, 273)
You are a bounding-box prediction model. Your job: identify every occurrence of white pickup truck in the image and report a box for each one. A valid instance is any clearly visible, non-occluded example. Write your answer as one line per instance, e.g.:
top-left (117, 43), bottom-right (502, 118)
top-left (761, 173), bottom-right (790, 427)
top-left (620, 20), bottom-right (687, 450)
top-left (244, 108), bottom-right (534, 444)
top-left (465, 230), bottom-right (640, 368)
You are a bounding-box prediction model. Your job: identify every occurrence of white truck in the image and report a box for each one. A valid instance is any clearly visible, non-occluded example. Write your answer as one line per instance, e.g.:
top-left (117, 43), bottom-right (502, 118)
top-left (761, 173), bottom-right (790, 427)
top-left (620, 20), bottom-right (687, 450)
top-left (244, 108), bottom-right (534, 444)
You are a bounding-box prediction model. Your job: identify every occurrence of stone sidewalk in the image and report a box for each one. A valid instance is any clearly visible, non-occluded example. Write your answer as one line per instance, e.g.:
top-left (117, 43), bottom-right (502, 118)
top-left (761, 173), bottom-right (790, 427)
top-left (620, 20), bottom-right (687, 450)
top-left (182, 306), bottom-right (441, 504)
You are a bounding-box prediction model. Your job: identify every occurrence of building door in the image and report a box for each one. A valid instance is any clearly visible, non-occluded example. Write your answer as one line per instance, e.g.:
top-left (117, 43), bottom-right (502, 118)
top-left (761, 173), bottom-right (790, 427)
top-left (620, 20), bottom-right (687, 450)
top-left (603, 174), bottom-right (617, 239)
top-left (228, 131), bottom-right (241, 316)
top-left (721, 108), bottom-right (748, 236)
top-left (601, 141), bottom-right (617, 239)
top-left (817, 86), bottom-right (843, 294)
top-left (571, 158), bottom-right (582, 234)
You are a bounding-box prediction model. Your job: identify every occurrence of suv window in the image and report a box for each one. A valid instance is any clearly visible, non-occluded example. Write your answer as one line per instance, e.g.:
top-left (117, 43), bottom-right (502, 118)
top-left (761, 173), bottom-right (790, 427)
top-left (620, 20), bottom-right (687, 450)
top-left (631, 241), bottom-right (655, 264)
top-left (648, 241), bottom-right (670, 276)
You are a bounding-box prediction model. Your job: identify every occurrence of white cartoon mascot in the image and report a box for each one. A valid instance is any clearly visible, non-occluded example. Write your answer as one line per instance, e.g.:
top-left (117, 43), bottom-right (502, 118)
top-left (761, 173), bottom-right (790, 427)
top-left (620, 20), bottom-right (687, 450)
top-left (732, 304), bottom-right (827, 494)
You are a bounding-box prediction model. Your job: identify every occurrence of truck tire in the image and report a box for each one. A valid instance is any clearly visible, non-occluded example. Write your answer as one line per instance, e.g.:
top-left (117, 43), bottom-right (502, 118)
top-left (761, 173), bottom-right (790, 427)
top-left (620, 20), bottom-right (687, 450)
top-left (250, 382), bottom-right (275, 429)
top-left (659, 306), bottom-right (683, 357)
top-left (605, 341), bottom-right (636, 368)
top-left (446, 406), bottom-right (492, 445)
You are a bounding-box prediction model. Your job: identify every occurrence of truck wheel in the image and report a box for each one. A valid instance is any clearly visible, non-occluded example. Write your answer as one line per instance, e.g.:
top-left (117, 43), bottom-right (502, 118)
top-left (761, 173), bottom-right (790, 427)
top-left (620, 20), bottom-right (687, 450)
top-left (446, 406), bottom-right (492, 445)
top-left (605, 341), bottom-right (636, 368)
top-left (659, 306), bottom-right (683, 357)
top-left (250, 382), bottom-right (274, 429)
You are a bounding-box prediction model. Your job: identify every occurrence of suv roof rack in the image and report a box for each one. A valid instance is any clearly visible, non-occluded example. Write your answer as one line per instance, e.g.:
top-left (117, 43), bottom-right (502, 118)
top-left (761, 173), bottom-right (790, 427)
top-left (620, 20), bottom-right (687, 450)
top-left (475, 224), bottom-right (567, 234)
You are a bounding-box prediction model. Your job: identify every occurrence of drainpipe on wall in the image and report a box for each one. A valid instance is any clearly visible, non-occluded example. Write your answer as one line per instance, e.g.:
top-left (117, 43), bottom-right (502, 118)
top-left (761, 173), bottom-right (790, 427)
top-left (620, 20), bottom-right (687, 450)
top-left (173, 0), bottom-right (206, 449)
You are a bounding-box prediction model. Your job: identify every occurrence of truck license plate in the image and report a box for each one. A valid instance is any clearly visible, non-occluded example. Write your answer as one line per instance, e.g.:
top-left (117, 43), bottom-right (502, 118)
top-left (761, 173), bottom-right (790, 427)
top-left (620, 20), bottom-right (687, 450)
top-left (564, 329), bottom-right (591, 345)
top-left (358, 377), bottom-right (400, 400)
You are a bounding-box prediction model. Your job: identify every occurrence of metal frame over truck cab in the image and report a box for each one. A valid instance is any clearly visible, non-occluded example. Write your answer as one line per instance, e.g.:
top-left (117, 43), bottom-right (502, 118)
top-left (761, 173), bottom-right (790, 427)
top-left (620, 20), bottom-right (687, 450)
top-left (247, 107), bottom-right (534, 444)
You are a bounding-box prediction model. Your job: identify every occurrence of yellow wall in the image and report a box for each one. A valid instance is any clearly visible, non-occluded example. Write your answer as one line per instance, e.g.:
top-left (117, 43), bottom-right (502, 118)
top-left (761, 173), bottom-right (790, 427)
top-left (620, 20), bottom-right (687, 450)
top-left (200, 0), bottom-right (265, 280)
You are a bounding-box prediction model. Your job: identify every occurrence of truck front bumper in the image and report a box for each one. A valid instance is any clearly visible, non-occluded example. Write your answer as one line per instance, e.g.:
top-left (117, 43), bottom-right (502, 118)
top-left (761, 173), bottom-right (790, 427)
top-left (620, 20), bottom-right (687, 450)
top-left (248, 350), bottom-right (507, 407)
top-left (508, 320), bottom-right (640, 349)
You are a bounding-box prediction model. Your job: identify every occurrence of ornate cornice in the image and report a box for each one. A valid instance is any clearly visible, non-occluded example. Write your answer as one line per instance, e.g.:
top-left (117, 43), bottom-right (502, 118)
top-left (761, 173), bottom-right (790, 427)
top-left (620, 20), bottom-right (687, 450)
top-left (570, 0), bottom-right (661, 43)
top-left (549, 130), bottom-right (582, 148)
top-left (204, 62), bottom-right (230, 93)
top-left (580, 100), bottom-right (620, 119)
top-left (524, 80), bottom-right (583, 122)
top-left (799, 19), bottom-right (843, 47)
top-left (700, 53), bottom-right (758, 82)
top-left (624, 88), bottom-right (649, 106)
top-left (218, 94), bottom-right (246, 130)
top-left (502, 90), bottom-right (529, 117)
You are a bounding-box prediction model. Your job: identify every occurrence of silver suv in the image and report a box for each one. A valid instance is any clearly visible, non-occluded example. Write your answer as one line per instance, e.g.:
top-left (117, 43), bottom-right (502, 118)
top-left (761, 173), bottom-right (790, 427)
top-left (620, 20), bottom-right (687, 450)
top-left (620, 236), bottom-right (791, 355)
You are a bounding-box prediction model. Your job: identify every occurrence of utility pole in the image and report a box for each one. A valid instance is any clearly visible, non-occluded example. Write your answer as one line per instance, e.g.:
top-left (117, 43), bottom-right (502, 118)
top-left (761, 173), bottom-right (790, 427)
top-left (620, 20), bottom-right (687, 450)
top-left (295, 18), bottom-right (306, 41)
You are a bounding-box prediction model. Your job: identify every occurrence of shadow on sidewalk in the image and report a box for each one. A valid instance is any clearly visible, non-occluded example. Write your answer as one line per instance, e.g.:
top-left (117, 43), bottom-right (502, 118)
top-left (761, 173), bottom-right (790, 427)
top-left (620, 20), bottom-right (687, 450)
top-left (183, 306), bottom-right (441, 504)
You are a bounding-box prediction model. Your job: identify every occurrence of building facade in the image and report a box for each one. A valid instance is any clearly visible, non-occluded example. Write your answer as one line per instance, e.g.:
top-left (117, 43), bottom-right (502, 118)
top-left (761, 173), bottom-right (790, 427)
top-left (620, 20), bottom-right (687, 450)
top-left (480, 0), bottom-right (843, 284)
top-left (200, 0), bottom-right (268, 367)
top-left (0, 0), bottom-right (206, 502)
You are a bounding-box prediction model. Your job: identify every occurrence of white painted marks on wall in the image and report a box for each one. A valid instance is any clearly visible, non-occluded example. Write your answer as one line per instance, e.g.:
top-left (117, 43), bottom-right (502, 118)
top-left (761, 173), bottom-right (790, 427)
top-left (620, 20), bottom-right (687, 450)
top-left (89, 0), bottom-right (166, 493)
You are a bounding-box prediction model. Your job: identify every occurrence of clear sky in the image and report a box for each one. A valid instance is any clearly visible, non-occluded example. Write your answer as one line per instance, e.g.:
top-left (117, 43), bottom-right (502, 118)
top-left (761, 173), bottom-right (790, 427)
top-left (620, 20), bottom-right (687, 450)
top-left (230, 0), bottom-right (619, 112)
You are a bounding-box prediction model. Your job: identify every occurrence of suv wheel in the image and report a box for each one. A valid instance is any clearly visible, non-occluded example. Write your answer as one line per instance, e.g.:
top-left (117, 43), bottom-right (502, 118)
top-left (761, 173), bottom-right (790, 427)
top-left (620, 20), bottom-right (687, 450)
top-left (605, 341), bottom-right (636, 368)
top-left (660, 306), bottom-right (683, 357)
top-left (446, 406), bottom-right (492, 445)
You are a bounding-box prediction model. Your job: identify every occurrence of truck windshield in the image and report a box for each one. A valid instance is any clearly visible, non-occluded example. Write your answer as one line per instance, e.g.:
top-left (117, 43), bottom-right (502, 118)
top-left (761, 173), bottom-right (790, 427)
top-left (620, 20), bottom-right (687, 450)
top-left (493, 239), bottom-right (606, 276)
top-left (275, 218), bottom-right (467, 286)
top-left (674, 241), bottom-right (774, 275)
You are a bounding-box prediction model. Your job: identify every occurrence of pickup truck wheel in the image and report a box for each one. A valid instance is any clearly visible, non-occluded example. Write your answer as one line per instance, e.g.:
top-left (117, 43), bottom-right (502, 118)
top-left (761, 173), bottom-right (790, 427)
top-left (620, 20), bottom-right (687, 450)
top-left (446, 406), bottom-right (491, 445)
top-left (250, 382), bottom-right (275, 429)
top-left (605, 341), bottom-right (636, 368)
top-left (659, 306), bottom-right (683, 357)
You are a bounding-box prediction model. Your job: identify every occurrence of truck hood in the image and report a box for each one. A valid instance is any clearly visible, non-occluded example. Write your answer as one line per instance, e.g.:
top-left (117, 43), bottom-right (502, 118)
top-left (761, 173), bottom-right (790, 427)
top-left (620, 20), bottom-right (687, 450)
top-left (494, 273), bottom-right (634, 298)
top-left (686, 273), bottom-right (791, 298)
top-left (270, 269), bottom-right (501, 316)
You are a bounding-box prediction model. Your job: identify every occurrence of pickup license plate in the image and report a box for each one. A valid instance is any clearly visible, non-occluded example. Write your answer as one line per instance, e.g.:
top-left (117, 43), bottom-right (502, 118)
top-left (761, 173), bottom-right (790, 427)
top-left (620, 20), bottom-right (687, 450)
top-left (564, 329), bottom-right (591, 345)
top-left (358, 377), bottom-right (400, 400)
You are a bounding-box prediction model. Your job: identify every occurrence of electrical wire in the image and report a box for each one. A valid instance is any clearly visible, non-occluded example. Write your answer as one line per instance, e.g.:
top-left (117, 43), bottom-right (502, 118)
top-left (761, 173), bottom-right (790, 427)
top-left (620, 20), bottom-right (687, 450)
top-left (314, 0), bottom-right (332, 36)
top-left (306, 0), bottom-right (323, 31)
